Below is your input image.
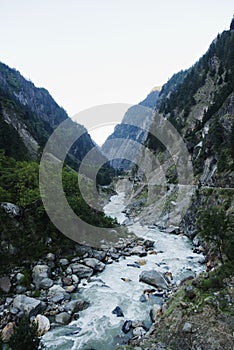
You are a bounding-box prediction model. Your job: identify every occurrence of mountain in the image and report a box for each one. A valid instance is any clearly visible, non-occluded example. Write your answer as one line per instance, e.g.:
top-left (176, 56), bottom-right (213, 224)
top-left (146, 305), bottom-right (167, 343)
top-left (0, 62), bottom-right (118, 271)
top-left (115, 22), bottom-right (234, 241)
top-left (0, 62), bottom-right (95, 163)
top-left (101, 87), bottom-right (160, 170)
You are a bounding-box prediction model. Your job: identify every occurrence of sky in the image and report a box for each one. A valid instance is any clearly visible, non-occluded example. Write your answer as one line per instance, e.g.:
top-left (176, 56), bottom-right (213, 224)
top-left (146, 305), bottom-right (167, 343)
top-left (0, 0), bottom-right (233, 143)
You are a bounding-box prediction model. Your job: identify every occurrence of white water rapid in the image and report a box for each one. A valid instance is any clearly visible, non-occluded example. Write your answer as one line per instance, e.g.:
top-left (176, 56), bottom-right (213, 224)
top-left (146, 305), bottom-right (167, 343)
top-left (43, 191), bottom-right (205, 350)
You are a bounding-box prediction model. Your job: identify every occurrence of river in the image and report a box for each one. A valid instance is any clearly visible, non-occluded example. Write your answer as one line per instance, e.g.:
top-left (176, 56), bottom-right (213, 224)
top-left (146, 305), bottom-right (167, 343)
top-left (43, 191), bottom-right (205, 349)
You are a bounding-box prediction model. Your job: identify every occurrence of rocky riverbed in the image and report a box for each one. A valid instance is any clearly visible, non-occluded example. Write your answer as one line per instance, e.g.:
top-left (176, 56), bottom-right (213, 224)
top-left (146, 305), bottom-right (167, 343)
top-left (0, 191), bottom-right (207, 349)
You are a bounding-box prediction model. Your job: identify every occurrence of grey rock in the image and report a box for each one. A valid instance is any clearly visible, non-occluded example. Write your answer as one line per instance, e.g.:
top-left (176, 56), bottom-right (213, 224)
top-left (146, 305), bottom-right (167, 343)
top-left (112, 306), bottom-right (124, 317)
top-left (13, 295), bottom-right (41, 317)
top-left (16, 273), bottom-right (25, 284)
top-left (55, 312), bottom-right (71, 325)
top-left (0, 202), bottom-right (23, 218)
top-left (83, 258), bottom-right (105, 272)
top-left (92, 249), bottom-right (106, 261)
top-left (16, 285), bottom-right (27, 294)
top-left (35, 314), bottom-right (50, 335)
top-left (132, 326), bottom-right (146, 337)
top-left (139, 270), bottom-right (168, 289)
top-left (59, 258), bottom-right (69, 266)
top-left (72, 274), bottom-right (79, 284)
top-left (10, 307), bottom-right (19, 315)
top-left (143, 239), bottom-right (155, 249)
top-left (0, 276), bottom-right (11, 293)
top-left (47, 285), bottom-right (66, 303)
top-left (122, 320), bottom-right (132, 334)
top-left (40, 278), bottom-right (53, 289)
top-left (70, 263), bottom-right (93, 278)
top-left (46, 253), bottom-right (55, 261)
top-left (150, 304), bottom-right (162, 322)
top-left (130, 246), bottom-right (147, 256)
top-left (182, 322), bottom-right (193, 333)
top-left (64, 300), bottom-right (89, 314)
top-left (32, 265), bottom-right (50, 289)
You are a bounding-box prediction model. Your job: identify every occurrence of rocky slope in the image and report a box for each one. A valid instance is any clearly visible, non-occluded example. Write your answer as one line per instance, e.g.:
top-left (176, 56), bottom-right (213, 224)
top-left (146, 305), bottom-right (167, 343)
top-left (114, 17), bottom-right (234, 350)
top-left (0, 62), bottom-right (96, 164)
top-left (102, 88), bottom-right (160, 170)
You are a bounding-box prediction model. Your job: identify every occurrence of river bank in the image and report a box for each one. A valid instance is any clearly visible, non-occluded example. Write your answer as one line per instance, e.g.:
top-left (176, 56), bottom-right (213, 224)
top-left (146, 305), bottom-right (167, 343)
top-left (0, 188), bottom-right (207, 349)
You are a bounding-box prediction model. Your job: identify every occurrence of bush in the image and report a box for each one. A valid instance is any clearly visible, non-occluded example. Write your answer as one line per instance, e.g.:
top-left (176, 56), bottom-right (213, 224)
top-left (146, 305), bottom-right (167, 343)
top-left (9, 316), bottom-right (43, 350)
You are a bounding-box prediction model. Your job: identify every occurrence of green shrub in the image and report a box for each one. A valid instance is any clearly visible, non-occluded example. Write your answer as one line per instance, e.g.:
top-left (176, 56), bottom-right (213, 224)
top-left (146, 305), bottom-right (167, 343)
top-left (9, 316), bottom-right (43, 350)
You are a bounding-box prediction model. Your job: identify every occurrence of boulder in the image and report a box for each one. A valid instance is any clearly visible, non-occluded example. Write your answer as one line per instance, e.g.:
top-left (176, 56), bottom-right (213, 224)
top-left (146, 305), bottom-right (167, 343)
top-left (69, 263), bottom-right (93, 278)
top-left (62, 276), bottom-right (73, 286)
top-left (83, 258), bottom-right (105, 272)
top-left (132, 327), bottom-right (146, 337)
top-left (32, 265), bottom-right (50, 289)
top-left (40, 278), bottom-right (53, 290)
top-left (139, 270), bottom-right (168, 289)
top-left (0, 202), bottom-right (23, 218)
top-left (143, 239), bottom-right (155, 249)
top-left (0, 276), bottom-right (11, 293)
top-left (16, 273), bottom-right (24, 284)
top-left (13, 295), bottom-right (41, 317)
top-left (130, 246), bottom-right (147, 256)
top-left (64, 285), bottom-right (77, 293)
top-left (112, 306), bottom-right (124, 317)
top-left (55, 312), bottom-right (71, 325)
top-left (46, 253), bottom-right (55, 261)
top-left (47, 285), bottom-right (67, 303)
top-left (92, 249), bottom-right (106, 261)
top-left (1, 322), bottom-right (15, 342)
top-left (59, 258), bottom-right (69, 266)
top-left (35, 314), bottom-right (50, 336)
top-left (122, 320), bottom-right (132, 334)
top-left (64, 300), bottom-right (89, 314)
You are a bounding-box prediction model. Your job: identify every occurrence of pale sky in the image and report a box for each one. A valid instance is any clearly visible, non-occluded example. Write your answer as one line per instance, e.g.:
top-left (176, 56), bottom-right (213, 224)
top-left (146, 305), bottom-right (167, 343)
top-left (0, 1), bottom-right (233, 143)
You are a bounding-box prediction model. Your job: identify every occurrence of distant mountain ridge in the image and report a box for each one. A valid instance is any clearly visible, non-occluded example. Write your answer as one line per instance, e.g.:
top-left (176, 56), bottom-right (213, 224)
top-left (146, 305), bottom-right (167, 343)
top-left (0, 62), bottom-right (95, 164)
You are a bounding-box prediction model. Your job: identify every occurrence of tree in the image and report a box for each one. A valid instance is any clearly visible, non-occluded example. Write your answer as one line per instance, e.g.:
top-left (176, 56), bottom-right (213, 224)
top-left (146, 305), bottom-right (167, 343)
top-left (198, 206), bottom-right (232, 264)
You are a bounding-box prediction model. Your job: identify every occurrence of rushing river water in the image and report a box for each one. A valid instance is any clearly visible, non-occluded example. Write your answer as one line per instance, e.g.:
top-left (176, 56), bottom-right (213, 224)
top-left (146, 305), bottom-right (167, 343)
top-left (43, 191), bottom-right (205, 350)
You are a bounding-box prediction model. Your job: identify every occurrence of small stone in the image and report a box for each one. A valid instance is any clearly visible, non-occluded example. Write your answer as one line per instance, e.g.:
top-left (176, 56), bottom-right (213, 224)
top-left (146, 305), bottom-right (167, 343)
top-left (40, 278), bottom-right (53, 290)
top-left (35, 314), bottom-right (50, 336)
top-left (83, 258), bottom-right (105, 272)
top-left (55, 312), bottom-right (71, 325)
top-left (10, 307), bottom-right (19, 315)
top-left (150, 304), bottom-right (162, 322)
top-left (1, 322), bottom-right (15, 342)
top-left (15, 285), bottom-right (27, 294)
top-left (132, 327), bottom-right (146, 337)
top-left (62, 276), bottom-right (73, 286)
top-left (65, 300), bottom-right (89, 314)
top-left (0, 276), bottom-right (11, 293)
top-left (112, 306), bottom-right (124, 317)
top-left (182, 322), bottom-right (192, 333)
top-left (16, 273), bottom-right (24, 284)
top-left (72, 274), bottom-right (79, 284)
top-left (46, 253), bottom-right (55, 261)
top-left (59, 258), bottom-right (69, 266)
top-left (122, 320), bottom-right (132, 334)
top-left (64, 285), bottom-right (76, 293)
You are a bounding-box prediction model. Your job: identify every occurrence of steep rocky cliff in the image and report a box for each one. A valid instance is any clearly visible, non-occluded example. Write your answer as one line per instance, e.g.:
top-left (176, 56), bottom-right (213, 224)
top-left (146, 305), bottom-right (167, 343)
top-left (114, 24), bottom-right (234, 244)
top-left (0, 62), bottom-right (95, 163)
top-left (102, 88), bottom-right (160, 170)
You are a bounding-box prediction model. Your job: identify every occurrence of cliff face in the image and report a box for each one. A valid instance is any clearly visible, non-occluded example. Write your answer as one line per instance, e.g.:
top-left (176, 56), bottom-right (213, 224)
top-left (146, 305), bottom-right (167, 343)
top-left (119, 27), bottom-right (234, 238)
top-left (101, 89), bottom-right (160, 170)
top-left (0, 62), bottom-right (95, 163)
